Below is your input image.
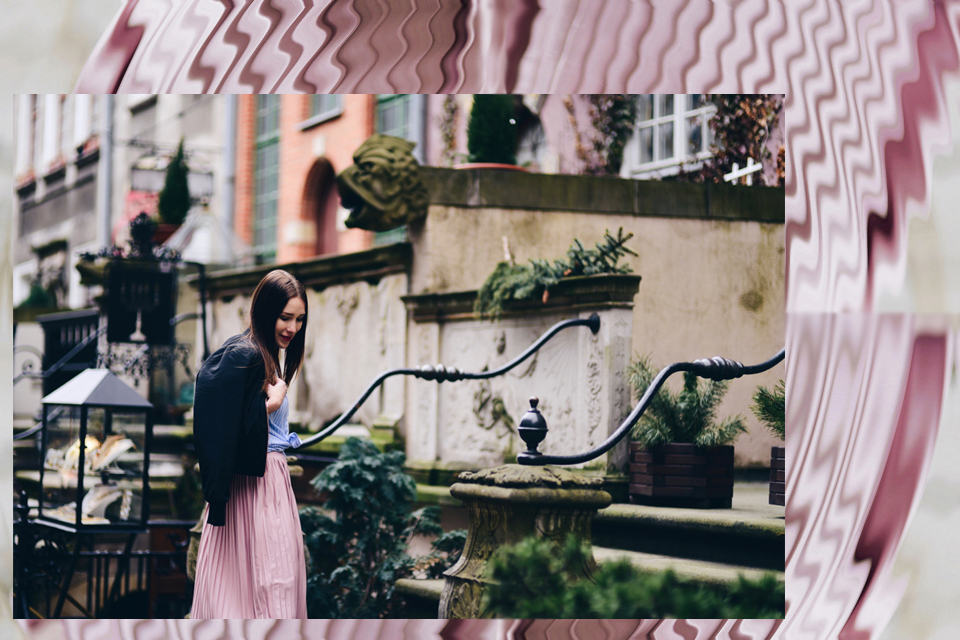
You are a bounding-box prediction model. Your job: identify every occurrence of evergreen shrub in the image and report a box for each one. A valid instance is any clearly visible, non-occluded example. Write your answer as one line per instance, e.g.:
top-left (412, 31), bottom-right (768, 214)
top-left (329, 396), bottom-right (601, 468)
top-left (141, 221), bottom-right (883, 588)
top-left (483, 534), bottom-right (784, 618)
top-left (627, 356), bottom-right (747, 447)
top-left (157, 139), bottom-right (191, 225)
top-left (752, 379), bottom-right (785, 440)
top-left (299, 437), bottom-right (464, 618)
top-left (466, 95), bottom-right (518, 165)
top-left (475, 227), bottom-right (637, 319)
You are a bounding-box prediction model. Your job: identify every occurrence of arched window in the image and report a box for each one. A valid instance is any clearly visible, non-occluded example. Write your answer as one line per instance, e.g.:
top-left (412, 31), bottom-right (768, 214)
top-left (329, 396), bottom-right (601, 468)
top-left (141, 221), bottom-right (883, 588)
top-left (303, 159), bottom-right (339, 256)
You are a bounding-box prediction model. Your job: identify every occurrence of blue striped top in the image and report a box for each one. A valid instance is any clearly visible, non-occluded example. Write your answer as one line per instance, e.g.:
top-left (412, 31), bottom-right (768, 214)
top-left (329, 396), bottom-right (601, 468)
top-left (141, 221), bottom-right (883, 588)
top-left (267, 394), bottom-right (302, 453)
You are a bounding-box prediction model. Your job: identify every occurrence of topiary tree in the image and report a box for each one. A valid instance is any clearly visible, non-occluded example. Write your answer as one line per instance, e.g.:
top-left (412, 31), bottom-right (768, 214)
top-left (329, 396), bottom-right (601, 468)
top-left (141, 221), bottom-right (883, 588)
top-left (752, 379), bottom-right (785, 441)
top-left (157, 138), bottom-right (191, 225)
top-left (627, 355), bottom-right (747, 447)
top-left (466, 94), bottom-right (518, 164)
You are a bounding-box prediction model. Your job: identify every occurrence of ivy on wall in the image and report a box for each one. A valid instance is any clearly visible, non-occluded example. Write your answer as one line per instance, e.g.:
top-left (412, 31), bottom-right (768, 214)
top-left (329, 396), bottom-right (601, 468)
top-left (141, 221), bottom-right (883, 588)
top-left (679, 94), bottom-right (784, 186)
top-left (564, 95), bottom-right (638, 176)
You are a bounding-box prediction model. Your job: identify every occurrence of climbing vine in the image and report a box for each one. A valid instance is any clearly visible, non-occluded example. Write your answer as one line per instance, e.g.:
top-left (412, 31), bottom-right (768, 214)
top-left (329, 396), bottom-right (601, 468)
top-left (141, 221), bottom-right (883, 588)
top-left (437, 95), bottom-right (461, 167)
top-left (563, 95), bottom-right (638, 176)
top-left (678, 94), bottom-right (783, 185)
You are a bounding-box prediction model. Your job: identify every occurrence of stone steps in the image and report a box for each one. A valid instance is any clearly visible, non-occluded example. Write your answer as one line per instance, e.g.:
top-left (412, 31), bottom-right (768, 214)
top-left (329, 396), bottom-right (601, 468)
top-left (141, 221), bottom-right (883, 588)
top-left (592, 482), bottom-right (784, 571)
top-left (415, 481), bottom-right (784, 571)
top-left (396, 545), bottom-right (784, 616)
top-left (401, 480), bottom-right (784, 616)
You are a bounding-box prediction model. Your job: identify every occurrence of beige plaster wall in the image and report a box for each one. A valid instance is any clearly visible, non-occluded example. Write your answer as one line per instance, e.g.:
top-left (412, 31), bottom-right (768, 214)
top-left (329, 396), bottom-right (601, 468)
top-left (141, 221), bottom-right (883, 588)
top-left (206, 273), bottom-right (408, 431)
top-left (409, 206), bottom-right (785, 467)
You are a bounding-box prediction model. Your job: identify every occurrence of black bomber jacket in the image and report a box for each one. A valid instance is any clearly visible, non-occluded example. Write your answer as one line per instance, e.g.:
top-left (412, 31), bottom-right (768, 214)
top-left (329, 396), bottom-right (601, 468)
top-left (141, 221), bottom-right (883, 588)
top-left (192, 332), bottom-right (268, 526)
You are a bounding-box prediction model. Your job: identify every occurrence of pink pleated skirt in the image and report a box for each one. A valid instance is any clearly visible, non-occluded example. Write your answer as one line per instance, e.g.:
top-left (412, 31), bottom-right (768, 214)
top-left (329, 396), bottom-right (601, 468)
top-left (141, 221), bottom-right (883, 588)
top-left (191, 451), bottom-right (307, 619)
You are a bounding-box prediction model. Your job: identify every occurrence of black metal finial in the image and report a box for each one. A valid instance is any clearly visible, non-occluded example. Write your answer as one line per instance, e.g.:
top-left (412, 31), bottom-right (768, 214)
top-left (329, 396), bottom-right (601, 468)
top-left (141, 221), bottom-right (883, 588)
top-left (517, 396), bottom-right (548, 459)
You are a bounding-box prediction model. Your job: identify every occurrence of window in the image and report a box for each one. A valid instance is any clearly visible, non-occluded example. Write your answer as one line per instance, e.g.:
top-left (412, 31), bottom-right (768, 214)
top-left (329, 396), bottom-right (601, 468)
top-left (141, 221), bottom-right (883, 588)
top-left (624, 94), bottom-right (716, 178)
top-left (297, 95), bottom-right (343, 130)
top-left (311, 95), bottom-right (341, 120)
top-left (29, 96), bottom-right (38, 169)
top-left (376, 95), bottom-right (412, 140)
top-left (59, 95), bottom-right (68, 157)
top-left (34, 97), bottom-right (45, 169)
top-left (91, 95), bottom-right (99, 135)
top-left (254, 95), bottom-right (281, 262)
top-left (373, 95), bottom-right (426, 245)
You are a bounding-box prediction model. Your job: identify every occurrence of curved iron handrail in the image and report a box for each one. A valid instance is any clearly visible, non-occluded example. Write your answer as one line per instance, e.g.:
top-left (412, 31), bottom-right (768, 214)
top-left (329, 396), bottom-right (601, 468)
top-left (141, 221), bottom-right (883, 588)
top-left (13, 325), bottom-right (107, 387)
top-left (295, 313), bottom-right (601, 449)
top-left (516, 348), bottom-right (786, 465)
top-left (14, 406), bottom-right (66, 441)
top-left (13, 325), bottom-right (107, 441)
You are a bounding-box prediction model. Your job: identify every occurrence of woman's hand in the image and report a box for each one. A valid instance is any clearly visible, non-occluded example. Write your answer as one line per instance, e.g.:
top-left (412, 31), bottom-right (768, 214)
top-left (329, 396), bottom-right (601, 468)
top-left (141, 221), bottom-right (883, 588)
top-left (265, 377), bottom-right (288, 414)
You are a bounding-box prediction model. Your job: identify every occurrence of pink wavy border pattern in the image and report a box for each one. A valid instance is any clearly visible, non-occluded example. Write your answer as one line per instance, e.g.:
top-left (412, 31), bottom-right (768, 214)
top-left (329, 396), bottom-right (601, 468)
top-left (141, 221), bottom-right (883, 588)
top-left (74, 0), bottom-right (960, 312)
top-left (19, 619), bottom-right (784, 639)
top-left (56, 1), bottom-right (960, 638)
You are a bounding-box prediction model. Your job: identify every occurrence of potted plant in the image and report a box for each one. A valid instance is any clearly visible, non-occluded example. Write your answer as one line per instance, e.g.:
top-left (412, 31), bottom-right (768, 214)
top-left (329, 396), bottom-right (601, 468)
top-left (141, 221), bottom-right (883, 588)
top-left (156, 138), bottom-right (191, 244)
top-left (456, 94), bottom-right (525, 171)
top-left (752, 380), bottom-right (785, 506)
top-left (626, 356), bottom-right (747, 509)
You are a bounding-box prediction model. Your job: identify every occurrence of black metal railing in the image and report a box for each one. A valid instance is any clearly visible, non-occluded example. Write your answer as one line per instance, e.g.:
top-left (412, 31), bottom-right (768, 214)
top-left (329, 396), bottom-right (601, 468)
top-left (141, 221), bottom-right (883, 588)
top-left (296, 313), bottom-right (784, 462)
top-left (515, 349), bottom-right (786, 465)
top-left (14, 325), bottom-right (107, 442)
top-left (36, 309), bottom-right (101, 396)
top-left (296, 313), bottom-right (601, 449)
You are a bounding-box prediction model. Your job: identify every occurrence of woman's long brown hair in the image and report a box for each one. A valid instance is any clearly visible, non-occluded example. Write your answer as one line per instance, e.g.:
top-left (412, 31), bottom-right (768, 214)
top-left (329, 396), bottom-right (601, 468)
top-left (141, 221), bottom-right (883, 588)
top-left (245, 269), bottom-right (308, 393)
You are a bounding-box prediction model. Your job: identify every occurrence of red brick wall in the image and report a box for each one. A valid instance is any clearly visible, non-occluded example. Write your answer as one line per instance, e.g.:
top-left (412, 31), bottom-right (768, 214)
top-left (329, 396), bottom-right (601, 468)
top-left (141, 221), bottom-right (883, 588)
top-left (235, 95), bottom-right (378, 264)
top-left (234, 95), bottom-right (256, 246)
top-left (262, 94), bottom-right (377, 264)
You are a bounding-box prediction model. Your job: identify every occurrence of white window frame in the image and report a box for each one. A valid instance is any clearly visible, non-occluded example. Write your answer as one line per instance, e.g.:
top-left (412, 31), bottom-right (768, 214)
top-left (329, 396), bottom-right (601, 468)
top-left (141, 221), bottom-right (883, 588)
top-left (375, 94), bottom-right (425, 163)
top-left (297, 95), bottom-right (343, 131)
top-left (254, 95), bottom-right (281, 262)
top-left (622, 95), bottom-right (716, 179)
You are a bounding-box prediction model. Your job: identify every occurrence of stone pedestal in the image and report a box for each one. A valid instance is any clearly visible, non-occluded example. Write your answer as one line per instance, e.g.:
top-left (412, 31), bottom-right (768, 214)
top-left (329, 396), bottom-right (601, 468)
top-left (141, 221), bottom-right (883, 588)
top-left (438, 464), bottom-right (612, 619)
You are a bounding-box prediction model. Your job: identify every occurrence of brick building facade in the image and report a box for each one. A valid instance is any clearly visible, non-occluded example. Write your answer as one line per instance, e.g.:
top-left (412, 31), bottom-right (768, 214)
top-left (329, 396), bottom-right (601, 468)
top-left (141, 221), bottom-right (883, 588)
top-left (234, 94), bottom-right (379, 264)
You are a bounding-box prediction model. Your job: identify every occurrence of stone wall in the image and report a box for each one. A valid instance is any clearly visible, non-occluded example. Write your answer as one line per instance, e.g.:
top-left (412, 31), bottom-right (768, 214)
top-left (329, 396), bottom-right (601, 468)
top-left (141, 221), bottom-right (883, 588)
top-left (199, 244), bottom-right (411, 431)
top-left (410, 169), bottom-right (785, 468)
top-left (403, 275), bottom-right (638, 475)
top-left (197, 169), bottom-right (784, 470)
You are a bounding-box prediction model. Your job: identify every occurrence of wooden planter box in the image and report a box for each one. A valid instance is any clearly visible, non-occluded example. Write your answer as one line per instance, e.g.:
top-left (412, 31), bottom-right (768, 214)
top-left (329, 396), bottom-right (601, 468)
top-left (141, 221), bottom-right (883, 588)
top-left (628, 442), bottom-right (734, 509)
top-left (769, 446), bottom-right (785, 506)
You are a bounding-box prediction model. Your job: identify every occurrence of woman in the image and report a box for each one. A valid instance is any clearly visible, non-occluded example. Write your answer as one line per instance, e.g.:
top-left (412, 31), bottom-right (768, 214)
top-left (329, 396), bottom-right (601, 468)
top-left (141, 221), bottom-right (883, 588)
top-left (191, 269), bottom-right (308, 619)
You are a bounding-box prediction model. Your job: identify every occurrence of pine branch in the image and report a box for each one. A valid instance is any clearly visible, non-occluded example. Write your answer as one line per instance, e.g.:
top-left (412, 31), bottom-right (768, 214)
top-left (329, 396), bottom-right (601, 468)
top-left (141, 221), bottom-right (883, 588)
top-left (475, 228), bottom-right (637, 319)
top-left (751, 380), bottom-right (785, 440)
top-left (629, 356), bottom-right (744, 447)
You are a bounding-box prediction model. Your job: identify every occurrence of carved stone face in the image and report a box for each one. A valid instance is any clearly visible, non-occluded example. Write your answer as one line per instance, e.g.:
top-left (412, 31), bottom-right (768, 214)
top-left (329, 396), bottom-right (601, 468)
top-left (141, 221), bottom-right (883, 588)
top-left (336, 134), bottom-right (429, 232)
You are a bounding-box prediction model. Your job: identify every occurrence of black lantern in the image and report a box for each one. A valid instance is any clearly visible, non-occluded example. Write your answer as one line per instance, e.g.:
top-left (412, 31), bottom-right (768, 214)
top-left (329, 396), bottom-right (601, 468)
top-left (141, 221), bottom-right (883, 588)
top-left (38, 369), bottom-right (154, 531)
top-left (106, 260), bottom-right (177, 345)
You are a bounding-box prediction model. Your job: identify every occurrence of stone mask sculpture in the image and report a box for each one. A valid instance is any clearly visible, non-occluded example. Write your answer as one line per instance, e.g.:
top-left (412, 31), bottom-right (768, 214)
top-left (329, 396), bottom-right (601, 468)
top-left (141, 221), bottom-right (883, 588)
top-left (336, 134), bottom-right (429, 232)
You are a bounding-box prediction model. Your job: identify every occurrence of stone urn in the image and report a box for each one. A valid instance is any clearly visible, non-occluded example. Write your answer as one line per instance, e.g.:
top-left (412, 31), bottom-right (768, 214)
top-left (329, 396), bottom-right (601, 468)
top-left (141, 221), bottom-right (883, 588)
top-left (438, 464), bottom-right (612, 619)
top-left (628, 442), bottom-right (735, 509)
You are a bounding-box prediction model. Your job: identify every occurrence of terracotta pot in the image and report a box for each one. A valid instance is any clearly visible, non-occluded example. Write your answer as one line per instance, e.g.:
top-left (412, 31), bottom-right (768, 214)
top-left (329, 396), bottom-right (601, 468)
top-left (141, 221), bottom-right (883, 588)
top-left (769, 446), bottom-right (785, 506)
top-left (628, 442), bottom-right (735, 509)
top-left (152, 223), bottom-right (181, 246)
top-left (453, 162), bottom-right (529, 171)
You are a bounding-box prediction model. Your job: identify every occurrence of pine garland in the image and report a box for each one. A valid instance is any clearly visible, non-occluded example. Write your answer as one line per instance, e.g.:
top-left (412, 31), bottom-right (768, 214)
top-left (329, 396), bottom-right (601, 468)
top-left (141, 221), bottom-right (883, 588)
top-left (474, 228), bottom-right (638, 319)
